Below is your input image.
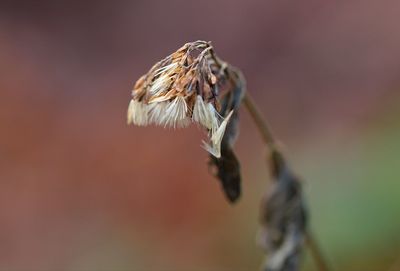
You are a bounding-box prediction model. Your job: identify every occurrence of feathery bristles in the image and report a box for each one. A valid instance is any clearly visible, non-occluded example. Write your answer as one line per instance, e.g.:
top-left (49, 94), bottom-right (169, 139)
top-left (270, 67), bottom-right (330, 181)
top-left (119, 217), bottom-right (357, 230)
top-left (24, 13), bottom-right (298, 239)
top-left (161, 96), bottom-right (189, 128)
top-left (193, 95), bottom-right (218, 131)
top-left (127, 99), bottom-right (149, 126)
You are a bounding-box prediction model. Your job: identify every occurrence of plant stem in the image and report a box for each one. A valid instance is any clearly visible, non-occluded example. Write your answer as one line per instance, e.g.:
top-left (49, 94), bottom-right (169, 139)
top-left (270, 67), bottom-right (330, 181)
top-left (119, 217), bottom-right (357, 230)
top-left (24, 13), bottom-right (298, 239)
top-left (305, 231), bottom-right (330, 271)
top-left (242, 92), bottom-right (276, 149)
top-left (242, 92), bottom-right (330, 271)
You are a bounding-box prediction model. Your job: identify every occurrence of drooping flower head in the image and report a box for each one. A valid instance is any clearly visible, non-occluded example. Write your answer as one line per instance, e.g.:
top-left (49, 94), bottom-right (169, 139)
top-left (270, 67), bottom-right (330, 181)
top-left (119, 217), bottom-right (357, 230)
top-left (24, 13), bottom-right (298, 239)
top-left (127, 41), bottom-right (237, 158)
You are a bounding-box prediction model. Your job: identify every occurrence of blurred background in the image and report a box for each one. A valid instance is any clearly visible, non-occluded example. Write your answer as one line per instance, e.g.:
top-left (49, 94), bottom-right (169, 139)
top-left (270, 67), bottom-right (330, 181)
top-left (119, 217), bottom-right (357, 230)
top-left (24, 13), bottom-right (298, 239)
top-left (1, 1), bottom-right (400, 270)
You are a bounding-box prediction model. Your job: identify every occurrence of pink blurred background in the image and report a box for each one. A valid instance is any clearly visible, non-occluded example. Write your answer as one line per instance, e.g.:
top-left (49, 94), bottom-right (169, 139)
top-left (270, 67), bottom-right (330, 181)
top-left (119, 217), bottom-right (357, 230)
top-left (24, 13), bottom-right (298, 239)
top-left (1, 1), bottom-right (400, 270)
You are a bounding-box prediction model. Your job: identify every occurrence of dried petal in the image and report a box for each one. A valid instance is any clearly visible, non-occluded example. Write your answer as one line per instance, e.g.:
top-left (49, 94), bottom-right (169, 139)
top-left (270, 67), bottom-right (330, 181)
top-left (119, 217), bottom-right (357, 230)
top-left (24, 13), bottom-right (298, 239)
top-left (202, 110), bottom-right (233, 158)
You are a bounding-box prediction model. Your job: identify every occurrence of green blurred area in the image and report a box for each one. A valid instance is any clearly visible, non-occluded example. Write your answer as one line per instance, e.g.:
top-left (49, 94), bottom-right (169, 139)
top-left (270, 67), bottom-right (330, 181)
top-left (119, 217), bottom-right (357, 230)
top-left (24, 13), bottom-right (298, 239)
top-left (300, 101), bottom-right (400, 271)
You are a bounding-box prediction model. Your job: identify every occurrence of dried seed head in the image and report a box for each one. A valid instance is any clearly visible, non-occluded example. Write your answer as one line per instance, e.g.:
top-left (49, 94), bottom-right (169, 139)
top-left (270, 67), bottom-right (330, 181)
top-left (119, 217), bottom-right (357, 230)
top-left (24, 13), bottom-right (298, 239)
top-left (127, 40), bottom-right (237, 157)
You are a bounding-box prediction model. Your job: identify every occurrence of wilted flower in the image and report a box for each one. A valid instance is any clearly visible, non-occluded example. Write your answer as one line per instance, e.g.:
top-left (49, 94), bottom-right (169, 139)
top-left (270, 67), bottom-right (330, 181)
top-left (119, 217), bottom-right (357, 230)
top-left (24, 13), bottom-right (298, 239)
top-left (127, 40), bottom-right (325, 271)
top-left (127, 40), bottom-right (236, 158)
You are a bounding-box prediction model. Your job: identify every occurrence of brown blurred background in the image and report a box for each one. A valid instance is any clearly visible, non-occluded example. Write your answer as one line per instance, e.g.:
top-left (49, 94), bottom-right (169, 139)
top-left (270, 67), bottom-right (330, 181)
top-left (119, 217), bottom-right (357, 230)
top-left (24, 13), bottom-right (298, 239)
top-left (1, 1), bottom-right (400, 270)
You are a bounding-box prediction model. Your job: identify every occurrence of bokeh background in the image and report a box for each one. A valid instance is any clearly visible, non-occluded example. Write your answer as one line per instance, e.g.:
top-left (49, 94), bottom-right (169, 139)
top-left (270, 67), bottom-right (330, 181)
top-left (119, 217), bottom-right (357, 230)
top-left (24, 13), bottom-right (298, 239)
top-left (1, 1), bottom-right (400, 270)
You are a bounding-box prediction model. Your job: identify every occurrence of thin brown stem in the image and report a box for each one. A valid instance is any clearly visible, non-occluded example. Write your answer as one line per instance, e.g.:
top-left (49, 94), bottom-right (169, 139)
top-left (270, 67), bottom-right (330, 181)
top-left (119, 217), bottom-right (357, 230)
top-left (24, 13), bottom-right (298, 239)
top-left (242, 91), bottom-right (330, 271)
top-left (306, 231), bottom-right (330, 271)
top-left (242, 92), bottom-right (276, 149)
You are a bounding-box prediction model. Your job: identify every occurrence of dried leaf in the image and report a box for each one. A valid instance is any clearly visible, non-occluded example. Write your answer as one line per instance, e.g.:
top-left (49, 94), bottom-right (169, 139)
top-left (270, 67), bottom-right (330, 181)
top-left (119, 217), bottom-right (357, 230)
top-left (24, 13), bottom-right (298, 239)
top-left (208, 76), bottom-right (245, 203)
top-left (210, 144), bottom-right (241, 202)
top-left (258, 150), bottom-right (308, 271)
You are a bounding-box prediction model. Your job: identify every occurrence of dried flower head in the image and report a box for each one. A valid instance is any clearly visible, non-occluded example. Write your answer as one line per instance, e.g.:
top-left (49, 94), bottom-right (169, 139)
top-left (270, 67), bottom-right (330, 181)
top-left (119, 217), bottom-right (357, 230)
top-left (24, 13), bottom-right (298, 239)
top-left (127, 41), bottom-right (236, 158)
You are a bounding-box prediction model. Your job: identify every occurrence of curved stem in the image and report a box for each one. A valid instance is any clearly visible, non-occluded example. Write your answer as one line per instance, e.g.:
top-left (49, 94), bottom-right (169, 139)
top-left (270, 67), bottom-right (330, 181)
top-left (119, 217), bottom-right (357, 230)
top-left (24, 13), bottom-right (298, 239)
top-left (243, 91), bottom-right (330, 271)
top-left (242, 93), bottom-right (276, 149)
top-left (306, 231), bottom-right (330, 271)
